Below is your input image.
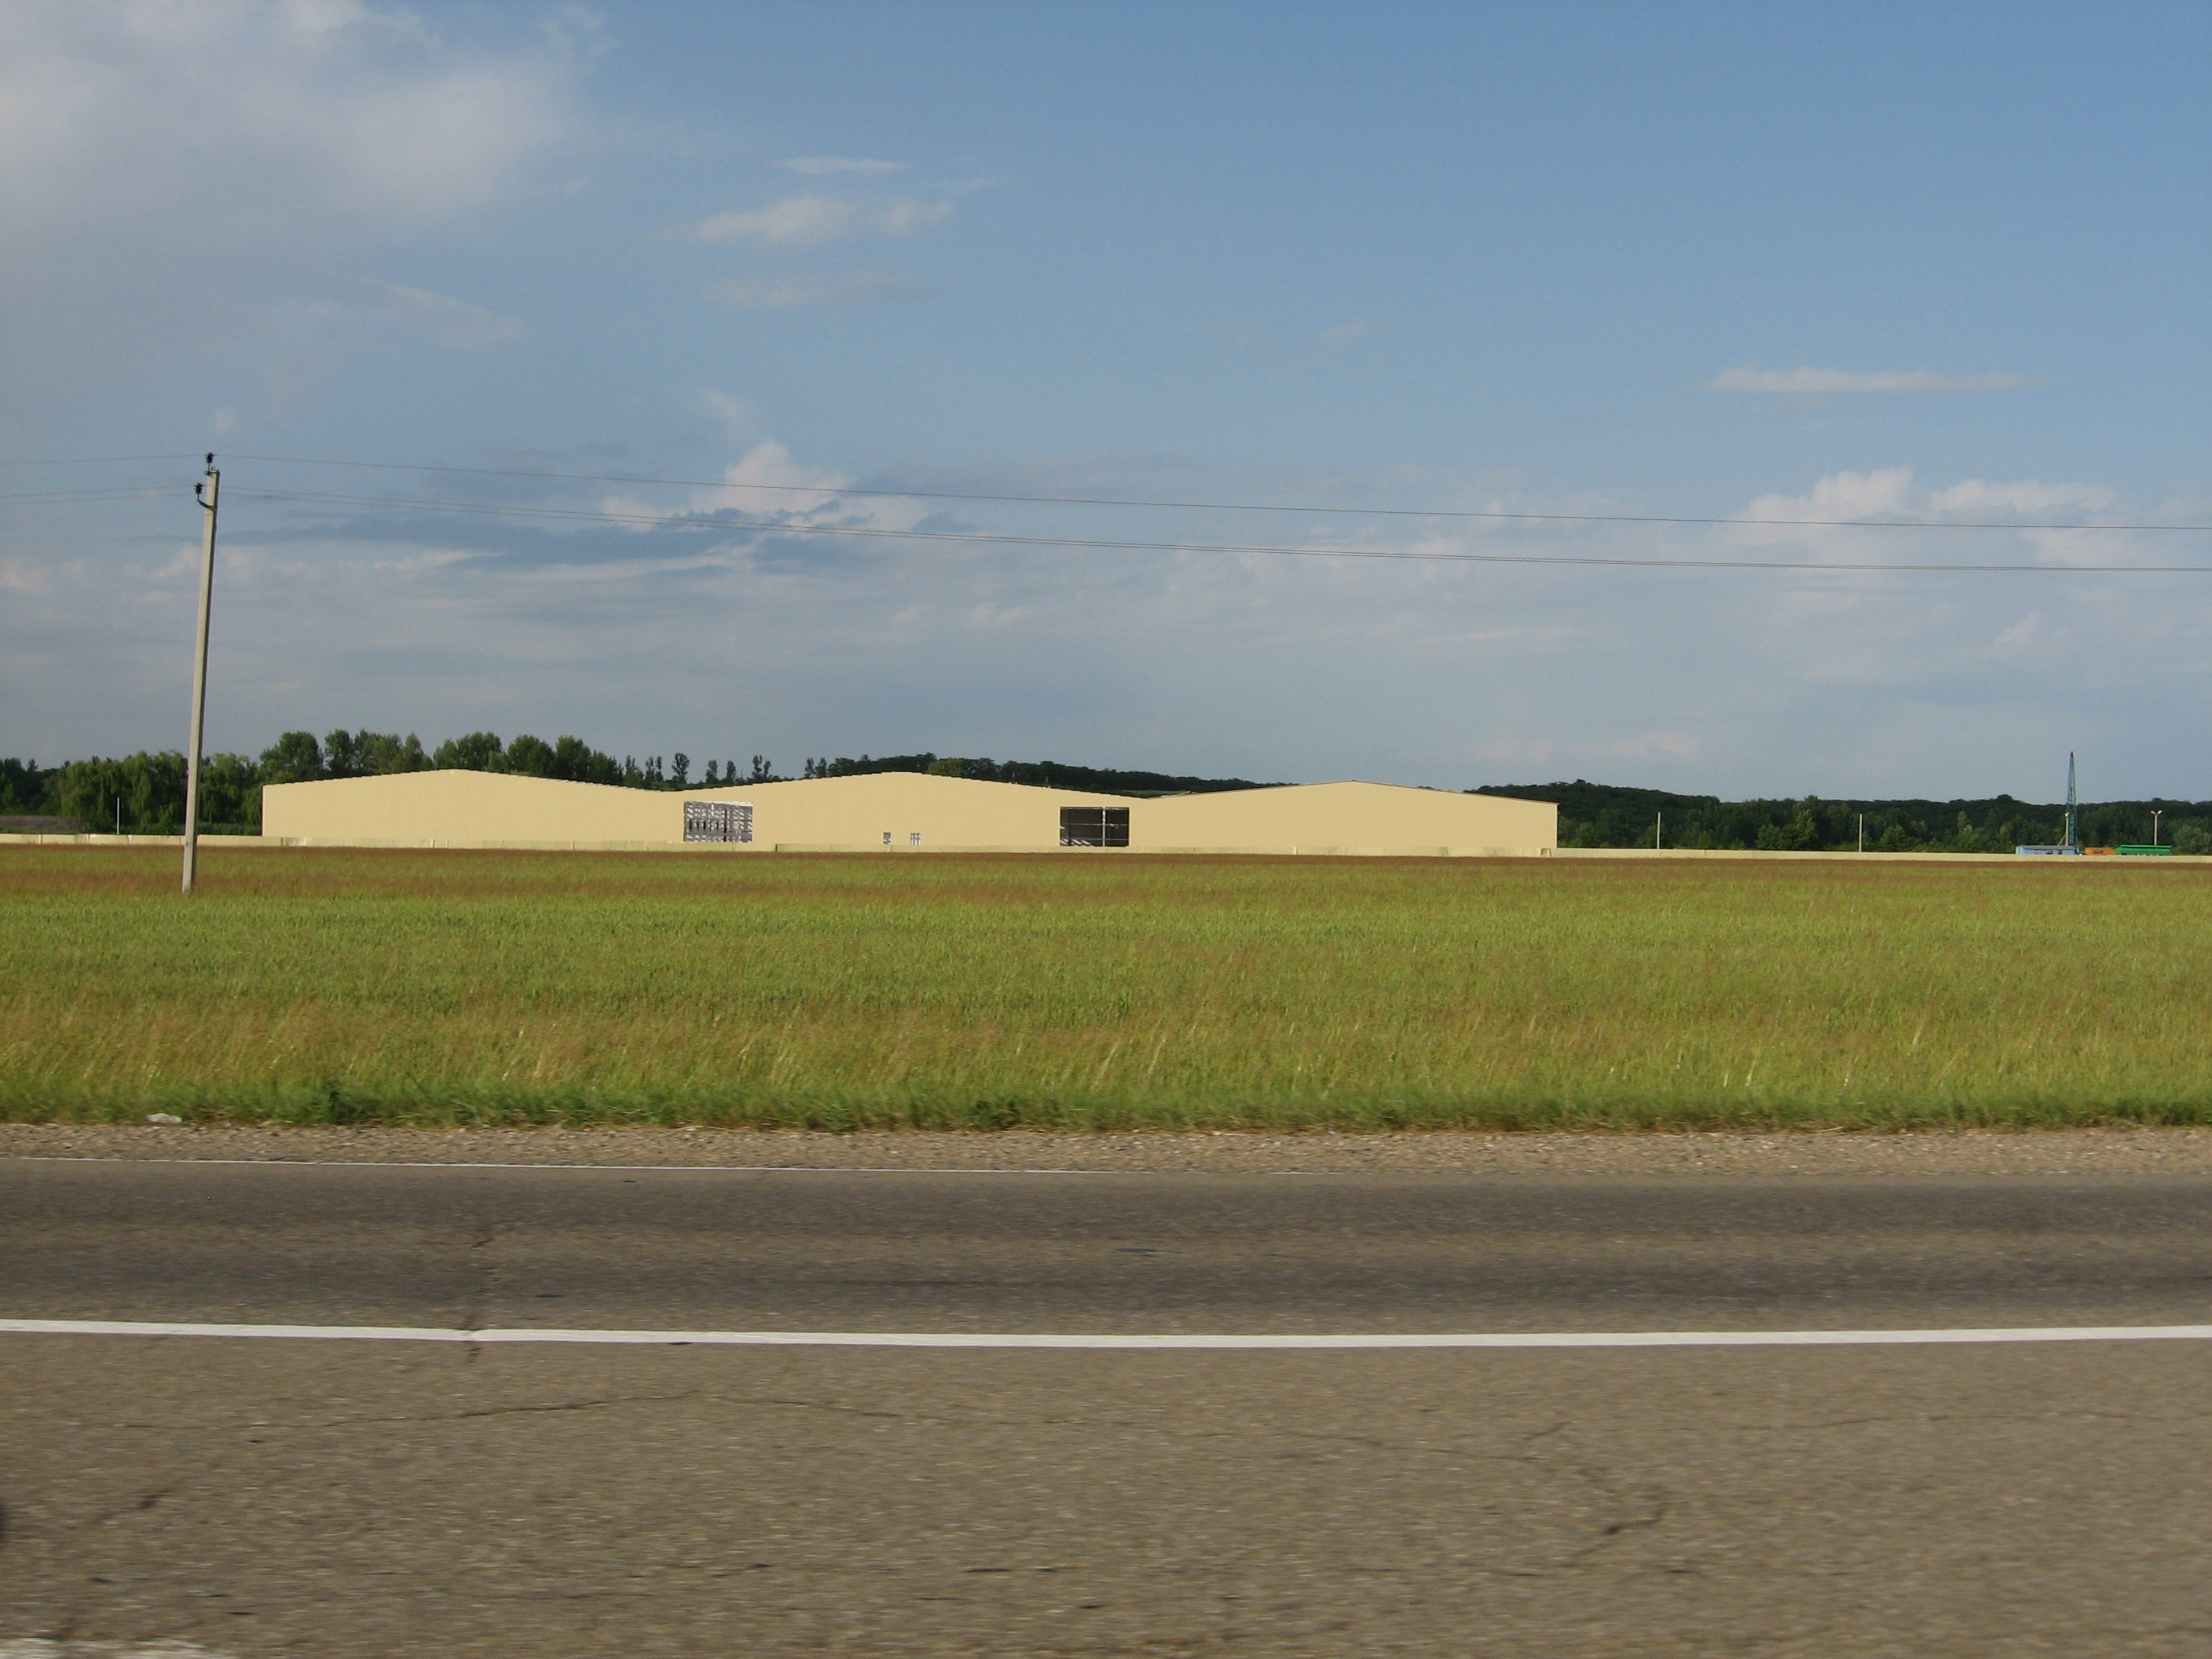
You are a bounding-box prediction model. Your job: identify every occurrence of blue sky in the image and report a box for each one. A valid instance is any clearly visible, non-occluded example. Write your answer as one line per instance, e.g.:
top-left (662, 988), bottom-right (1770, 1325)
top-left (4, 0), bottom-right (2207, 798)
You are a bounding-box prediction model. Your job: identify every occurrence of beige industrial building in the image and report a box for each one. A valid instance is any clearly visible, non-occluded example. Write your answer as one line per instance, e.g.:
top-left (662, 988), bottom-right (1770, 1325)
top-left (261, 770), bottom-right (1556, 856)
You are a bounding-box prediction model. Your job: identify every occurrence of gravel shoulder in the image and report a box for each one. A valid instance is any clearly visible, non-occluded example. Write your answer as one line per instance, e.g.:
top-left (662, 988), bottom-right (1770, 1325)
top-left (9, 1122), bottom-right (2212, 1177)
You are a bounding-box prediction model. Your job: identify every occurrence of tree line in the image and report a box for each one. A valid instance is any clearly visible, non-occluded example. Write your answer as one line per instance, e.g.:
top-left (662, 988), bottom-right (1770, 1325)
top-left (4, 738), bottom-right (2202, 848)
top-left (0, 733), bottom-right (1273, 833)
top-left (1471, 780), bottom-right (2212, 854)
top-left (0, 730), bottom-right (787, 834)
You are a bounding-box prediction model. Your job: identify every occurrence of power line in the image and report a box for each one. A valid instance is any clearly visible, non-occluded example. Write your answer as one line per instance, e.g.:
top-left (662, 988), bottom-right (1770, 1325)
top-left (12, 449), bottom-right (2209, 533)
top-left (226, 486), bottom-right (2212, 574)
top-left (220, 451), bottom-right (2209, 534)
top-left (0, 485), bottom-right (185, 504)
top-left (0, 454), bottom-right (196, 467)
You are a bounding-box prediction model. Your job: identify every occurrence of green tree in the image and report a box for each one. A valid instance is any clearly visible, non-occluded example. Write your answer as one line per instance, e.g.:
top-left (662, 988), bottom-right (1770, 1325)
top-left (0, 760), bottom-right (54, 815)
top-left (54, 753), bottom-right (189, 832)
top-left (196, 754), bottom-right (265, 830)
top-left (323, 730), bottom-right (363, 777)
top-left (259, 732), bottom-right (324, 783)
top-left (550, 735), bottom-right (623, 786)
top-left (433, 732), bottom-right (504, 771)
top-left (1756, 807), bottom-right (1819, 851)
top-left (502, 734), bottom-right (558, 777)
top-left (361, 732), bottom-right (430, 774)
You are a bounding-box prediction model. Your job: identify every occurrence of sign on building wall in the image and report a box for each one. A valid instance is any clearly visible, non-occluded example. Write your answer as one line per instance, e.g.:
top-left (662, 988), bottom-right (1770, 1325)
top-left (683, 801), bottom-right (753, 843)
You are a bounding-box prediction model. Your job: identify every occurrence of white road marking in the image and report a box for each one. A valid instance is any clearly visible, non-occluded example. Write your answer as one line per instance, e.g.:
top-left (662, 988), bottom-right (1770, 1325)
top-left (3, 1318), bottom-right (2209, 1350)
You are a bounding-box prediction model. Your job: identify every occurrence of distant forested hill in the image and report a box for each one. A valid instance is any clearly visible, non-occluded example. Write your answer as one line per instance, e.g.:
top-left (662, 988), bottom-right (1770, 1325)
top-left (0, 734), bottom-right (1279, 834)
top-left (1472, 780), bottom-right (2212, 853)
top-left (800, 754), bottom-right (1274, 795)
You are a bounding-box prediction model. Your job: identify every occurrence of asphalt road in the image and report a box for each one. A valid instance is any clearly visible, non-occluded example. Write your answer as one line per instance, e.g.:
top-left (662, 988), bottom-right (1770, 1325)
top-left (5, 1158), bottom-right (2211, 1656)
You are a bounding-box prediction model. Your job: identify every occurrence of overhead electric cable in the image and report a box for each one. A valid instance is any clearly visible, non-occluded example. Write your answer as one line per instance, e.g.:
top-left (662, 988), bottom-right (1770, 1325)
top-left (0, 485), bottom-right (187, 504)
top-left (0, 454), bottom-right (197, 467)
top-left (220, 452), bottom-right (2209, 533)
top-left (226, 486), bottom-right (2212, 574)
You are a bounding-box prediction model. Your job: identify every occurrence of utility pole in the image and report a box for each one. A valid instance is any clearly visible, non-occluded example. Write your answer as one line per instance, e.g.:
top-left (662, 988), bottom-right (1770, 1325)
top-left (181, 455), bottom-right (218, 894)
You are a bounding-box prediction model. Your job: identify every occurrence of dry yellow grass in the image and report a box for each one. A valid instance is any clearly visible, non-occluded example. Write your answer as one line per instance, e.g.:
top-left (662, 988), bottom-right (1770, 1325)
top-left (2, 845), bottom-right (2209, 1128)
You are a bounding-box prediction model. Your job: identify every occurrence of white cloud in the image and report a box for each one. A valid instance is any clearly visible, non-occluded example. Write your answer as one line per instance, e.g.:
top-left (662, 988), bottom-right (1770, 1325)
top-left (704, 273), bottom-right (929, 309)
top-left (0, 0), bottom-right (577, 436)
top-left (1928, 478), bottom-right (2115, 515)
top-left (1706, 367), bottom-right (2037, 394)
top-left (1734, 467), bottom-right (1921, 541)
top-left (350, 278), bottom-right (524, 348)
top-left (772, 156), bottom-right (908, 175)
top-left (676, 195), bottom-right (953, 247)
top-left (701, 390), bottom-right (768, 445)
top-left (0, 558), bottom-right (50, 594)
top-left (2020, 526), bottom-right (2152, 569)
top-left (1318, 320), bottom-right (1372, 344)
top-left (694, 439), bottom-right (852, 515)
top-left (600, 438), bottom-right (855, 527)
top-left (1986, 613), bottom-right (2045, 657)
top-left (1729, 468), bottom-right (2125, 550)
top-left (1474, 737), bottom-right (1558, 766)
top-left (9, 419), bottom-right (2196, 804)
top-left (0, 2), bottom-right (573, 231)
top-left (1586, 731), bottom-right (1701, 762)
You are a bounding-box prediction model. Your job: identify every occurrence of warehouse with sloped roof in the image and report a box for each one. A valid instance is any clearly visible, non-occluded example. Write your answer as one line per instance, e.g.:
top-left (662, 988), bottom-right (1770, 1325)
top-left (260, 768), bottom-right (1556, 856)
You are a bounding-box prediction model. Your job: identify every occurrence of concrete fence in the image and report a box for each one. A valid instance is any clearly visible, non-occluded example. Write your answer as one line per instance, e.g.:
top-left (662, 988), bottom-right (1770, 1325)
top-left (5, 833), bottom-right (2209, 864)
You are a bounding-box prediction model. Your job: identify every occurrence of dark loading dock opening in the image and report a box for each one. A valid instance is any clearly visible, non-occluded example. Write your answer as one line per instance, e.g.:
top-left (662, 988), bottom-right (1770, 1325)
top-left (1060, 807), bottom-right (1130, 847)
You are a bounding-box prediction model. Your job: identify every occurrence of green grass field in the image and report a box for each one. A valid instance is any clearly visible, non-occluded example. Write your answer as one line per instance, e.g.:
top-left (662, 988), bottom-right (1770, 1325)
top-left (3, 845), bottom-right (2209, 1130)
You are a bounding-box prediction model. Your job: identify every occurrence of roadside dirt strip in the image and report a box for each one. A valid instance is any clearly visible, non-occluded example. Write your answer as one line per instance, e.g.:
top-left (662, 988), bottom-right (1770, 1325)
top-left (13, 1121), bottom-right (2212, 1176)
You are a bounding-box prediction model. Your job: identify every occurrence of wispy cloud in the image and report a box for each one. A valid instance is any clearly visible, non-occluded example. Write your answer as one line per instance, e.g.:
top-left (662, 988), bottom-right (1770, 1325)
top-left (772, 156), bottom-right (908, 176)
top-left (703, 273), bottom-right (930, 309)
top-left (1706, 366), bottom-right (2037, 394)
top-left (1928, 478), bottom-right (2115, 515)
top-left (0, 0), bottom-right (577, 408)
top-left (1588, 731), bottom-right (1701, 762)
top-left (1738, 467), bottom-right (1921, 531)
top-left (1729, 468), bottom-right (2122, 548)
top-left (350, 279), bottom-right (524, 349)
top-left (672, 195), bottom-right (952, 247)
top-left (24, 430), bottom-right (2193, 800)
top-left (1318, 320), bottom-right (1372, 345)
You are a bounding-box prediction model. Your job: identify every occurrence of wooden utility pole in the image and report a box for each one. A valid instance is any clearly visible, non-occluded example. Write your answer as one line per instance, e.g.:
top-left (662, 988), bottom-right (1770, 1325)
top-left (181, 454), bottom-right (218, 893)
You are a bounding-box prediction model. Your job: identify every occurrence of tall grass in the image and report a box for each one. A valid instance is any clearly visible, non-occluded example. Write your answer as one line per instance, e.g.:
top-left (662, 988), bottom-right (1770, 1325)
top-left (2, 847), bottom-right (2209, 1129)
